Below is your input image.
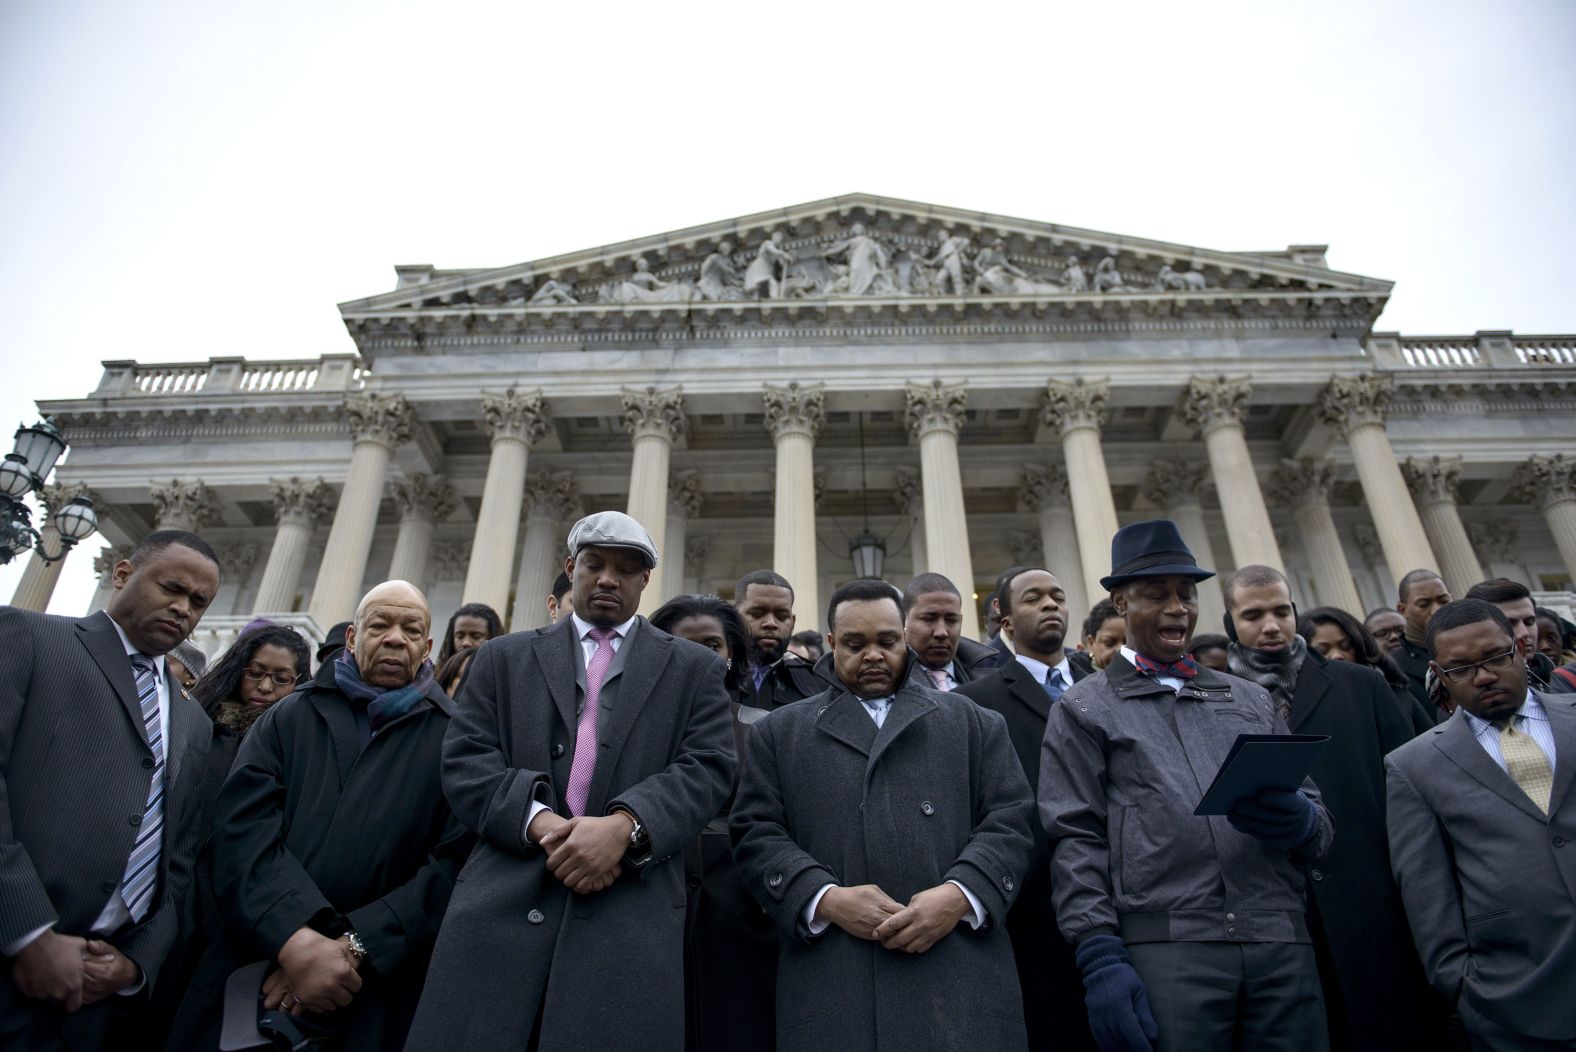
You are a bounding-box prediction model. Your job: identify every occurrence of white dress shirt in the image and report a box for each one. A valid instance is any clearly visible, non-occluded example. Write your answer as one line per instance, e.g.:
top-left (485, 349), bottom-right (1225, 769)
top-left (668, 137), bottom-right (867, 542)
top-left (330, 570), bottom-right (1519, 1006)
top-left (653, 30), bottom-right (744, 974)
top-left (1013, 652), bottom-right (1073, 693)
top-left (1121, 644), bottom-right (1184, 693)
top-left (1461, 691), bottom-right (1558, 775)
top-left (802, 693), bottom-right (986, 936)
top-left (524, 614), bottom-right (638, 838)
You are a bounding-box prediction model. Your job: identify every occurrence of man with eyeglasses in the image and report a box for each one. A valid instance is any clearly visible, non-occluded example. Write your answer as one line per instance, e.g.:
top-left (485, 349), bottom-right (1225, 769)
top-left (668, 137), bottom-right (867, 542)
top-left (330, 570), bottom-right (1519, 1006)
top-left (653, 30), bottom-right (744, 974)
top-left (1385, 598), bottom-right (1576, 1051)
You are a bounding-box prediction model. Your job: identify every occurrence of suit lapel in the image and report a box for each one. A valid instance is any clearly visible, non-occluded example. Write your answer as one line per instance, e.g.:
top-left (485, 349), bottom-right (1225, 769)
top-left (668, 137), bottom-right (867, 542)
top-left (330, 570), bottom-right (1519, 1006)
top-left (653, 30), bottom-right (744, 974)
top-left (815, 691), bottom-right (879, 758)
top-left (541, 619), bottom-right (579, 735)
top-left (1541, 690), bottom-right (1576, 815)
top-left (1288, 658), bottom-right (1332, 733)
top-left (75, 612), bottom-right (148, 743)
top-left (589, 620), bottom-right (668, 808)
top-left (1002, 660), bottom-right (1051, 723)
top-left (1432, 710), bottom-right (1549, 823)
top-left (868, 683), bottom-right (938, 772)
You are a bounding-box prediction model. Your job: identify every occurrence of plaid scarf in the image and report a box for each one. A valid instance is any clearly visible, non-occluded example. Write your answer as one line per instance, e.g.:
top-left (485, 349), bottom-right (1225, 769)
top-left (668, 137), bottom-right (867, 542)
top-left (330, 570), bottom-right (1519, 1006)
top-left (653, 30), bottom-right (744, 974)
top-left (335, 652), bottom-right (435, 732)
top-left (1227, 634), bottom-right (1308, 720)
top-left (1132, 652), bottom-right (1199, 680)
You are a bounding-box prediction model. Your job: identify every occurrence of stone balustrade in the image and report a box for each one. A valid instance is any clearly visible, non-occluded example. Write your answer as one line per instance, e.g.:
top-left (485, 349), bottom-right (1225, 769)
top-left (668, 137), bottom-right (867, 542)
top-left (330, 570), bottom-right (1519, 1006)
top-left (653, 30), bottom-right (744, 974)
top-left (93, 354), bottom-right (365, 399)
top-left (1365, 331), bottom-right (1576, 370)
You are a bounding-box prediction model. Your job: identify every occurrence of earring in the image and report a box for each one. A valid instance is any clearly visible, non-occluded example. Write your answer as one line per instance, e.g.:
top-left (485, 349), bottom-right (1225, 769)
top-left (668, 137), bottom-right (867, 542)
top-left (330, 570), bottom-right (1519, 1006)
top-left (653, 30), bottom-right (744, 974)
top-left (726, 659), bottom-right (733, 670)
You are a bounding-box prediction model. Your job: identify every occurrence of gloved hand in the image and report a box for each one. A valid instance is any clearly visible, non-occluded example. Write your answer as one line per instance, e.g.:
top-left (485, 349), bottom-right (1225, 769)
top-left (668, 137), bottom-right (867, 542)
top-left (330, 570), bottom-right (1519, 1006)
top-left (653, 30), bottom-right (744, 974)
top-left (1228, 788), bottom-right (1318, 850)
top-left (1074, 934), bottom-right (1158, 1052)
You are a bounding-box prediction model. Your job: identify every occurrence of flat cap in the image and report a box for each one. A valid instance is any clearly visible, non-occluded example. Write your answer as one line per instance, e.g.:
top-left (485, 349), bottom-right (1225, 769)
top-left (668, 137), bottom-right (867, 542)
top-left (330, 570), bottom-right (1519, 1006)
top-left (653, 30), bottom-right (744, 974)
top-left (567, 511), bottom-right (659, 568)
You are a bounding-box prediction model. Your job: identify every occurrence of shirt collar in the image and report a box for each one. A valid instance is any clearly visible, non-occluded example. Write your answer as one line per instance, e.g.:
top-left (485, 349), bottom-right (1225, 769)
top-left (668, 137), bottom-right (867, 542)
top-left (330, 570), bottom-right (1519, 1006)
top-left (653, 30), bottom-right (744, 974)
top-left (571, 612), bottom-right (637, 641)
top-left (108, 616), bottom-right (166, 673)
top-left (1014, 652), bottom-right (1070, 685)
top-left (1462, 690), bottom-right (1545, 732)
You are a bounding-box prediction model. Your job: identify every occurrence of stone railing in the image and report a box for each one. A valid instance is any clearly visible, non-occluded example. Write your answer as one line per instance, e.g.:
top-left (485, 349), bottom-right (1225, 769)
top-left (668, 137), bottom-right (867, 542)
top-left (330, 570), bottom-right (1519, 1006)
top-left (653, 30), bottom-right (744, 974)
top-left (1533, 591), bottom-right (1576, 624)
top-left (93, 354), bottom-right (365, 399)
top-left (187, 612), bottom-right (325, 660)
top-left (1367, 331), bottom-right (1576, 371)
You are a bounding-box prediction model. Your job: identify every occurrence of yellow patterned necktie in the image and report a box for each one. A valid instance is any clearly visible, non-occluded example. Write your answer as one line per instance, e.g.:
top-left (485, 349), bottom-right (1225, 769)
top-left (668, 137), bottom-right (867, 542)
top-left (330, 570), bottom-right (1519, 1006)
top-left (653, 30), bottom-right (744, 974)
top-left (1496, 715), bottom-right (1554, 815)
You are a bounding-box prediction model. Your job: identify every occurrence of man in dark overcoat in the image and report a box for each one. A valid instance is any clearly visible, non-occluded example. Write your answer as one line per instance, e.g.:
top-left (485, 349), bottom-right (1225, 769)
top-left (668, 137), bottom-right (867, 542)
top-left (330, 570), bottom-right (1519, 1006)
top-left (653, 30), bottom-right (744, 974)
top-left (956, 566), bottom-right (1096, 1051)
top-left (1224, 565), bottom-right (1445, 1051)
top-left (731, 579), bottom-right (1035, 1052)
top-left (165, 580), bottom-right (471, 1051)
top-left (405, 512), bottom-right (735, 1052)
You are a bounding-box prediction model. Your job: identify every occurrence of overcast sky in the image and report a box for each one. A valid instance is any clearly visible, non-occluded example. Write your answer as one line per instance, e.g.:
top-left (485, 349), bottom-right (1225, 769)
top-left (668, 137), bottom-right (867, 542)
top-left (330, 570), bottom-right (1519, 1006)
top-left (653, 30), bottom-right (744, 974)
top-left (3, 0), bottom-right (1573, 613)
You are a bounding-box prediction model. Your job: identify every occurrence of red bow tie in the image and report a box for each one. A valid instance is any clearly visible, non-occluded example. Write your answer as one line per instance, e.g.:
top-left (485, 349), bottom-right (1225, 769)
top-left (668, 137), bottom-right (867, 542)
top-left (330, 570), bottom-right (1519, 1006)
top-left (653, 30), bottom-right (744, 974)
top-left (1132, 653), bottom-right (1199, 680)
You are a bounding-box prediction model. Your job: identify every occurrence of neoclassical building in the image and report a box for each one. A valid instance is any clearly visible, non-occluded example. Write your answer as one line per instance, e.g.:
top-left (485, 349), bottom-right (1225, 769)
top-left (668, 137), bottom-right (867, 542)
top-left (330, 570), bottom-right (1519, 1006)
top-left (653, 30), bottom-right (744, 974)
top-left (14, 194), bottom-right (1576, 651)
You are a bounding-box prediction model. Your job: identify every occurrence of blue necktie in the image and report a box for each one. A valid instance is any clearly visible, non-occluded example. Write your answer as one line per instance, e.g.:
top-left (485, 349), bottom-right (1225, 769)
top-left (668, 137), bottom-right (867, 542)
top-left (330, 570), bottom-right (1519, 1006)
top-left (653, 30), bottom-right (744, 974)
top-left (1044, 669), bottom-right (1066, 702)
top-left (121, 655), bottom-right (165, 922)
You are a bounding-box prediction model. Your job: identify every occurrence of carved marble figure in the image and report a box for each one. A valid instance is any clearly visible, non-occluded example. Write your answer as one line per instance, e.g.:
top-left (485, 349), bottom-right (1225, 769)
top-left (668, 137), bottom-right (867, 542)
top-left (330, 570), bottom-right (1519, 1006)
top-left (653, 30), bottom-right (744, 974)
top-left (745, 231), bottom-right (795, 299)
top-left (1155, 264), bottom-right (1208, 291)
top-left (696, 241), bottom-right (743, 301)
top-left (528, 276), bottom-right (578, 305)
top-left (821, 224), bottom-right (897, 296)
top-left (1092, 256), bottom-right (1128, 293)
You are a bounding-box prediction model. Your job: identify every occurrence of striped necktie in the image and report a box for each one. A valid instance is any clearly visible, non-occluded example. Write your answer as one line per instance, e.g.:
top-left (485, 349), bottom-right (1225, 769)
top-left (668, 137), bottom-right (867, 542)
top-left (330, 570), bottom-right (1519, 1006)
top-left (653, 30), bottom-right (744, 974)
top-left (1044, 669), bottom-right (1066, 702)
top-left (121, 655), bottom-right (165, 922)
top-left (1497, 714), bottom-right (1554, 815)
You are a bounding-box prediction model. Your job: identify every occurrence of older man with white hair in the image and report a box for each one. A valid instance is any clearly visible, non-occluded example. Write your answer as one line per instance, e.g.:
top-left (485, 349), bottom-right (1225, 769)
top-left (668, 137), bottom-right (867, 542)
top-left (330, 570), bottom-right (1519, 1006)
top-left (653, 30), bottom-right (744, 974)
top-left (166, 580), bottom-right (472, 1052)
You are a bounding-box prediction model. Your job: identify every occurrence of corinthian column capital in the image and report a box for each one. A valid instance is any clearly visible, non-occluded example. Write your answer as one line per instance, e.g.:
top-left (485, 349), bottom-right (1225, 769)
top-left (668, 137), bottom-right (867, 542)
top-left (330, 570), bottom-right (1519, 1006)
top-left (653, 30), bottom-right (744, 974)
top-left (1180, 376), bottom-right (1252, 433)
top-left (1468, 521), bottom-right (1519, 563)
top-left (1401, 456), bottom-right (1464, 506)
top-left (622, 386), bottom-right (688, 443)
top-left (344, 392), bottom-right (416, 449)
top-left (1317, 374), bottom-right (1393, 434)
top-left (525, 471), bottom-right (580, 522)
top-left (38, 481), bottom-right (95, 516)
top-left (151, 479), bottom-right (221, 530)
top-left (1510, 453), bottom-right (1576, 509)
top-left (481, 388), bottom-right (551, 446)
top-left (1268, 458), bottom-right (1337, 509)
top-left (762, 382), bottom-right (826, 442)
top-left (1041, 378), bottom-right (1110, 435)
top-left (220, 543), bottom-right (260, 580)
top-left (1018, 464), bottom-right (1070, 513)
top-left (904, 380), bottom-right (968, 440)
top-left (390, 473), bottom-right (457, 523)
top-left (269, 477), bottom-right (336, 525)
top-left (1142, 461), bottom-right (1213, 510)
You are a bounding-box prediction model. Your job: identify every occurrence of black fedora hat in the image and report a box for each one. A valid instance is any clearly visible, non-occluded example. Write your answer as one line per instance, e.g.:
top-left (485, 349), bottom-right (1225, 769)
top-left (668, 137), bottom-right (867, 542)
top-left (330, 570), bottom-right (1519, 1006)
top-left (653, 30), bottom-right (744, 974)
top-left (1100, 519), bottom-right (1217, 591)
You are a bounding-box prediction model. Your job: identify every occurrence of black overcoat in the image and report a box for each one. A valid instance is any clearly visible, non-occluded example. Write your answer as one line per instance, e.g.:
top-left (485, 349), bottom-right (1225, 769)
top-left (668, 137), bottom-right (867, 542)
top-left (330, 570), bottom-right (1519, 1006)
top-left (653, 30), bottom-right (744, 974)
top-left (955, 657), bottom-right (1097, 1051)
top-left (405, 617), bottom-right (735, 1052)
top-left (1286, 651), bottom-right (1446, 1051)
top-left (166, 663), bottom-right (471, 1051)
top-left (731, 677), bottom-right (1035, 1052)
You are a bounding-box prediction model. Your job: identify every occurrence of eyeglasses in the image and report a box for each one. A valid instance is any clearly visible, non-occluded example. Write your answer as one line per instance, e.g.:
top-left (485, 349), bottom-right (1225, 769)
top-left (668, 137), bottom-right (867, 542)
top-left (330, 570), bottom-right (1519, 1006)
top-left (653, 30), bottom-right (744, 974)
top-left (1435, 648), bottom-right (1516, 684)
top-left (243, 665), bottom-right (300, 688)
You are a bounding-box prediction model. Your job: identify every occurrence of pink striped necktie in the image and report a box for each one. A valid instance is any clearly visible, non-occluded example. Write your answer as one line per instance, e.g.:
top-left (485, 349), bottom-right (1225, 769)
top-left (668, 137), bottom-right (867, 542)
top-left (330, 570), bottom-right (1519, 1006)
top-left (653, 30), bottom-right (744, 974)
top-left (926, 667), bottom-right (949, 691)
top-left (565, 627), bottom-right (618, 816)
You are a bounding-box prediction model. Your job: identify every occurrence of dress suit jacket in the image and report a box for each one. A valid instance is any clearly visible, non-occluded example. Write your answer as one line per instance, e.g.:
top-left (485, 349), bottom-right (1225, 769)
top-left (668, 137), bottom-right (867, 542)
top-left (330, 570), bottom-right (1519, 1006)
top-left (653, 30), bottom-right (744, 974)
top-left (0, 608), bottom-right (209, 1045)
top-left (948, 636), bottom-right (1007, 686)
top-left (407, 616), bottom-right (735, 1052)
top-left (1385, 690), bottom-right (1576, 1042)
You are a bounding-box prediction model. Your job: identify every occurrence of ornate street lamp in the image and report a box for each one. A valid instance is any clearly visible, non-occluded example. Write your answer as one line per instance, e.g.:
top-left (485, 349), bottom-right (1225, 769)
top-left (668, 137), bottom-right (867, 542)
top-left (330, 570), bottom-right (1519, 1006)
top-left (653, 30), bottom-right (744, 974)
top-left (0, 419), bottom-right (97, 565)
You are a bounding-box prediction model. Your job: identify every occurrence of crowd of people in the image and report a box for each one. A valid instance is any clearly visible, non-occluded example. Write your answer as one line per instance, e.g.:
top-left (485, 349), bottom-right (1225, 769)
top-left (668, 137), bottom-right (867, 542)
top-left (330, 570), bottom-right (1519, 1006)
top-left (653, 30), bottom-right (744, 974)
top-left (1, 510), bottom-right (1574, 1052)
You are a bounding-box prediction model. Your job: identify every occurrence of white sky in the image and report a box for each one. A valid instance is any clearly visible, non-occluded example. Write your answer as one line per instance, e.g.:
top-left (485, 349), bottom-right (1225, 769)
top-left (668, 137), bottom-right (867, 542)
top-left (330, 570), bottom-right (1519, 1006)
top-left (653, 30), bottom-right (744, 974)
top-left (3, 0), bottom-right (1573, 613)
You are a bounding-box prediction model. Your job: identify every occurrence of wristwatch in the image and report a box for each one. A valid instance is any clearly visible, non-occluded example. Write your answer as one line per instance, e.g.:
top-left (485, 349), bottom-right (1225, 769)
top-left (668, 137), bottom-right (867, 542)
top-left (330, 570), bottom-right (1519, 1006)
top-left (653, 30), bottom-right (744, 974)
top-left (345, 930), bottom-right (368, 967)
top-left (625, 813), bottom-right (650, 849)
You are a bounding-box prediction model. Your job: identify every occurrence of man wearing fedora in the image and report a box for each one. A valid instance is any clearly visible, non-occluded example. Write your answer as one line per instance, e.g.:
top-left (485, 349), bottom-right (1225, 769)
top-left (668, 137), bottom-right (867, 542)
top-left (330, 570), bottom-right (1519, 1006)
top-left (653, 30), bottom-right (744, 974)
top-left (1038, 520), bottom-right (1335, 1052)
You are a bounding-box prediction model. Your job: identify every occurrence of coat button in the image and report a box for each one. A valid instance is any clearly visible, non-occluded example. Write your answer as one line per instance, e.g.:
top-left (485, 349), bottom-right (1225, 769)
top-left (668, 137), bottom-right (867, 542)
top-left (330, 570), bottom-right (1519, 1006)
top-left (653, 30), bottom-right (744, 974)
top-left (1310, 869), bottom-right (1324, 882)
top-left (687, 874), bottom-right (702, 888)
top-left (920, 801), bottom-right (935, 816)
top-left (1226, 913), bottom-right (1236, 922)
top-left (768, 873), bottom-right (783, 889)
top-left (1555, 836), bottom-right (1566, 848)
top-left (551, 744), bottom-right (565, 759)
top-left (1003, 876), bottom-right (1014, 892)
top-left (101, 881), bottom-right (117, 895)
top-left (527, 909), bottom-right (545, 925)
top-left (141, 757), bottom-right (154, 769)
top-left (1227, 926), bottom-right (1238, 937)
top-left (818, 706), bottom-right (828, 716)
top-left (128, 814), bottom-right (141, 826)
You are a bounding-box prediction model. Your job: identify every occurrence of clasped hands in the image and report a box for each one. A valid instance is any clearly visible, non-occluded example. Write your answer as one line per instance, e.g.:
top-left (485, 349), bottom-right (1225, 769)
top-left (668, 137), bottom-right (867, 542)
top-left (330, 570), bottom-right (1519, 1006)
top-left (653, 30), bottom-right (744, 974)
top-left (529, 811), bottom-right (630, 894)
top-left (815, 883), bottom-right (969, 954)
top-left (10, 931), bottom-right (140, 1012)
top-left (260, 928), bottom-right (363, 1016)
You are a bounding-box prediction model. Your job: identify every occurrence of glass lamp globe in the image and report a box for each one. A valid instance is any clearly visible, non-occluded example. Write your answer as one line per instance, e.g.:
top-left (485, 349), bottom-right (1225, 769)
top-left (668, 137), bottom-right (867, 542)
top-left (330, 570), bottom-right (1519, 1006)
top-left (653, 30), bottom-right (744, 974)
top-left (11, 420), bottom-right (66, 482)
top-left (53, 496), bottom-right (98, 542)
top-left (849, 532), bottom-right (886, 580)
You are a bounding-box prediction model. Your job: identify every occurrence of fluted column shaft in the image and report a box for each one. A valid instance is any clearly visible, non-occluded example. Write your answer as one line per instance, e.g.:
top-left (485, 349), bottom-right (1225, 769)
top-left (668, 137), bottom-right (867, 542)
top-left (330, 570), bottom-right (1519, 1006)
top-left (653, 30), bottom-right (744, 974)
top-left (765, 383), bottom-right (824, 628)
top-left (1403, 457), bottom-right (1483, 595)
top-left (309, 394), bottom-right (414, 627)
top-left (895, 471), bottom-right (926, 575)
top-left (512, 473), bottom-right (578, 631)
top-left (1271, 460), bottom-right (1363, 615)
top-left (662, 472), bottom-right (703, 605)
top-left (255, 510), bottom-right (316, 614)
top-left (1019, 465), bottom-right (1087, 625)
top-left (1044, 380), bottom-right (1119, 607)
top-left (1543, 500), bottom-right (1576, 580)
top-left (9, 523), bottom-right (64, 612)
top-left (623, 387), bottom-right (686, 614)
top-left (1182, 377), bottom-right (1283, 571)
top-left (387, 475), bottom-right (456, 593)
top-left (1512, 455), bottom-right (1576, 580)
top-left (464, 391), bottom-right (549, 612)
top-left (907, 381), bottom-right (978, 639)
top-left (1142, 463), bottom-right (1225, 631)
top-left (1319, 377), bottom-right (1437, 589)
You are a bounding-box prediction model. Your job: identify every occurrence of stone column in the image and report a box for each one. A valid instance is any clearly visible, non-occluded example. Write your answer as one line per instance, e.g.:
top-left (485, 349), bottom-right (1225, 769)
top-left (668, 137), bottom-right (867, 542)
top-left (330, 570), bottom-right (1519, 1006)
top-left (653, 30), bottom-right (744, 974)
top-left (1468, 522), bottom-right (1531, 588)
top-left (894, 469), bottom-right (927, 574)
top-left (663, 471), bottom-right (703, 604)
top-left (684, 537), bottom-right (710, 595)
top-left (463, 390), bottom-right (550, 613)
top-left (1018, 464), bottom-right (1088, 623)
top-left (1268, 459), bottom-right (1364, 616)
top-left (1402, 456), bottom-right (1484, 595)
top-left (1317, 375), bottom-right (1438, 588)
top-left (8, 482), bottom-right (95, 612)
top-left (622, 386), bottom-right (687, 613)
top-left (906, 380), bottom-right (979, 639)
top-left (308, 393), bottom-right (415, 627)
top-left (255, 478), bottom-right (335, 614)
top-left (219, 543), bottom-right (260, 614)
top-left (1042, 379), bottom-right (1120, 607)
top-left (150, 479), bottom-right (221, 533)
top-left (511, 471), bottom-right (579, 631)
top-left (1180, 376), bottom-right (1284, 572)
top-left (388, 474), bottom-right (457, 592)
top-left (1142, 461), bottom-right (1228, 630)
top-left (763, 382), bottom-right (824, 624)
top-left (88, 544), bottom-right (134, 614)
top-left (1511, 454), bottom-right (1576, 580)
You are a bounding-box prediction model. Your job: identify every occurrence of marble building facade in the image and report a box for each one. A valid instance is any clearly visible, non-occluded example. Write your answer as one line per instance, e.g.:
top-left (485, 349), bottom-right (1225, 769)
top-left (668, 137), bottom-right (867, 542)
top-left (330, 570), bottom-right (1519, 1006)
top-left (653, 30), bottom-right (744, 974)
top-left (14, 194), bottom-right (1576, 651)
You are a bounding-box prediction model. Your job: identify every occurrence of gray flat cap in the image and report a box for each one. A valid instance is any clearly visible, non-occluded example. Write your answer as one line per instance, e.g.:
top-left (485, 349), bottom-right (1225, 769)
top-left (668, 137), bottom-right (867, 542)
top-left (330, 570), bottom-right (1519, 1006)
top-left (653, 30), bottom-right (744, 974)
top-left (567, 511), bottom-right (659, 568)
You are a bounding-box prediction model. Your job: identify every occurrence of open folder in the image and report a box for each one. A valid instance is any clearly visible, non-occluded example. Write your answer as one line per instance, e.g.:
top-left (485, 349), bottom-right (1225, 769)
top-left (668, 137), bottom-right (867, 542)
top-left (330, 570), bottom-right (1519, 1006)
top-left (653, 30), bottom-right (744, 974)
top-left (1193, 733), bottom-right (1331, 816)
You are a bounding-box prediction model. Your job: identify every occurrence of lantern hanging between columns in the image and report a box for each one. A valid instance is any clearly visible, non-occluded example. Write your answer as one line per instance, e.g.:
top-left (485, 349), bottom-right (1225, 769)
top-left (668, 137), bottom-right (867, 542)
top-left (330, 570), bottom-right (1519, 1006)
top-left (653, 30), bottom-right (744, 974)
top-left (849, 531), bottom-right (886, 580)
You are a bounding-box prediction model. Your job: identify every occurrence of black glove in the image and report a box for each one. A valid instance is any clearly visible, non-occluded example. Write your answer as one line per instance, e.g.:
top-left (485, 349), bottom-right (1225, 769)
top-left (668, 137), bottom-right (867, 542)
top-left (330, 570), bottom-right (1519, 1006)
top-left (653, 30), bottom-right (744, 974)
top-left (1228, 788), bottom-right (1318, 850)
top-left (1074, 934), bottom-right (1158, 1052)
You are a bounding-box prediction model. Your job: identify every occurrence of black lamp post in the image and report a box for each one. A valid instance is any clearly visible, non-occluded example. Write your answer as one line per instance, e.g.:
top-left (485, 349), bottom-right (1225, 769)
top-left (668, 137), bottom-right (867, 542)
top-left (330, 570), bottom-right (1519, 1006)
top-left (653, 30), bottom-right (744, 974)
top-left (0, 419), bottom-right (97, 565)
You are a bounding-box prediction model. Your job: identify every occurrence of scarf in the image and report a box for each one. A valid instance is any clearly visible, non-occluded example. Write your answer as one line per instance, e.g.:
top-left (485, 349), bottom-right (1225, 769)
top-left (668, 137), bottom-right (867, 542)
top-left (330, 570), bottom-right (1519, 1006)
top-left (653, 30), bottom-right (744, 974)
top-left (213, 699), bottom-right (269, 736)
top-left (1227, 633), bottom-right (1308, 720)
top-left (335, 652), bottom-right (436, 733)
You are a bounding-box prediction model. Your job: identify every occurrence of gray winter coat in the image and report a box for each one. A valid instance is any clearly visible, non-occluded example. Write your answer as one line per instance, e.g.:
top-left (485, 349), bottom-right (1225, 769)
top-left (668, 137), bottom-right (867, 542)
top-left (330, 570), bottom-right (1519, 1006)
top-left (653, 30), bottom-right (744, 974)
top-left (1039, 655), bottom-right (1334, 946)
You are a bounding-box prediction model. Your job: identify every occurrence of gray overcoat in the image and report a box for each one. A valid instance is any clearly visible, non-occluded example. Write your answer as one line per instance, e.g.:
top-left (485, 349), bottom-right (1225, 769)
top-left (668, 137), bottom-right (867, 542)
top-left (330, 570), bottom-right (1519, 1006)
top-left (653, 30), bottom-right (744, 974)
top-left (731, 675), bottom-right (1035, 1052)
top-left (405, 617), bottom-right (735, 1052)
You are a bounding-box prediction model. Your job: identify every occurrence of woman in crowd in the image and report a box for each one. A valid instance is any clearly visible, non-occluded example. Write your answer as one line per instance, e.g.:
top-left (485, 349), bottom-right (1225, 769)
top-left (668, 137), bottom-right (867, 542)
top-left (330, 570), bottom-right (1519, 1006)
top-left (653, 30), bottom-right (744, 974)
top-left (1187, 632), bottom-right (1231, 672)
top-left (437, 648), bottom-right (478, 697)
top-left (1080, 598), bottom-right (1125, 669)
top-left (436, 602), bottom-right (503, 667)
top-left (1297, 605), bottom-right (1436, 734)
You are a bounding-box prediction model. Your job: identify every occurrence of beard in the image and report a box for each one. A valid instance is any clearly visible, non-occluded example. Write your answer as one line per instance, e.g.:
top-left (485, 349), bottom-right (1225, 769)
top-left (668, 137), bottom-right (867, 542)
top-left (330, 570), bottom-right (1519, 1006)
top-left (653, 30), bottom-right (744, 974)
top-left (748, 636), bottom-right (783, 667)
top-left (214, 699), bottom-right (270, 736)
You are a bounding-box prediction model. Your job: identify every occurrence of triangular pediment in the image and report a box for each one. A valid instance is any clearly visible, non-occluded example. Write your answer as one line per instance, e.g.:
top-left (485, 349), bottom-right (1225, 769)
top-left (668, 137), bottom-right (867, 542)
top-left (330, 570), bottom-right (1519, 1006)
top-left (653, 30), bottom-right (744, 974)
top-left (339, 193), bottom-right (1392, 320)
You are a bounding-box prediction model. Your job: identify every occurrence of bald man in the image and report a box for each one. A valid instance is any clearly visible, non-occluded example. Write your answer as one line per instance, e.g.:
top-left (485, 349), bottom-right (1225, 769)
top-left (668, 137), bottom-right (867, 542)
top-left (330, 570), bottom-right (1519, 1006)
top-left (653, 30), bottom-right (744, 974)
top-left (167, 582), bottom-right (473, 1051)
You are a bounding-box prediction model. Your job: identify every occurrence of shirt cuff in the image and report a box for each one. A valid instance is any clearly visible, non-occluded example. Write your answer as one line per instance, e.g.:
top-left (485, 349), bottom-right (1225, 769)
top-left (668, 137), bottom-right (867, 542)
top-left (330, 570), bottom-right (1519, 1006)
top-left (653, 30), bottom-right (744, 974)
top-left (802, 884), bottom-right (836, 936)
top-left (947, 880), bottom-right (986, 930)
top-left (522, 783), bottom-right (553, 844)
top-left (3, 923), bottom-right (53, 958)
top-left (115, 966), bottom-right (146, 996)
